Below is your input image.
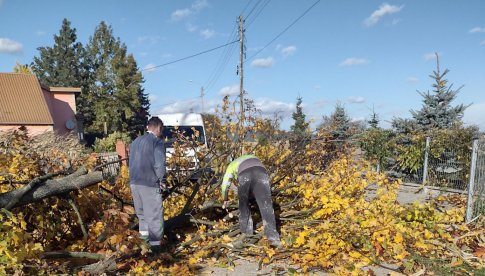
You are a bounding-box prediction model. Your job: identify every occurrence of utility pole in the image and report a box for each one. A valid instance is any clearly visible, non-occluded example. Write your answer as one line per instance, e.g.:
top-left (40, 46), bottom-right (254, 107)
top-left (189, 80), bottom-right (205, 113)
top-left (200, 86), bottom-right (205, 113)
top-left (238, 15), bottom-right (245, 155)
top-left (238, 15), bottom-right (245, 126)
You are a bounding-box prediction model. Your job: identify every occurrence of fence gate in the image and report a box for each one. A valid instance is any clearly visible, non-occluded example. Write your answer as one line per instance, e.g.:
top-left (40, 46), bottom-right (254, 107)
top-left (466, 139), bottom-right (485, 222)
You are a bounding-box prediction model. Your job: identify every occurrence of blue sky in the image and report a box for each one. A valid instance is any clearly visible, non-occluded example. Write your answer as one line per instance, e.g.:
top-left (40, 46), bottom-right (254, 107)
top-left (1, 0), bottom-right (484, 130)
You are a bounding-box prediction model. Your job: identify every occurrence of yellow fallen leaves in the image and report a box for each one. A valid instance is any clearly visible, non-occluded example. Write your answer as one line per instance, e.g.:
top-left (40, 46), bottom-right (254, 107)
top-left (281, 156), bottom-right (472, 274)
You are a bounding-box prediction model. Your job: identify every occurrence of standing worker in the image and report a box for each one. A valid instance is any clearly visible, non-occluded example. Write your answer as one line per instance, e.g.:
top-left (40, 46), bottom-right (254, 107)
top-left (129, 116), bottom-right (168, 253)
top-left (221, 154), bottom-right (281, 247)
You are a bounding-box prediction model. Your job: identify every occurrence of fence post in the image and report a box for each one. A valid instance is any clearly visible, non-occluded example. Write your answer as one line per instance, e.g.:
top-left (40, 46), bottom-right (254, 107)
top-left (465, 139), bottom-right (479, 223)
top-left (116, 140), bottom-right (128, 166)
top-left (422, 136), bottom-right (430, 186)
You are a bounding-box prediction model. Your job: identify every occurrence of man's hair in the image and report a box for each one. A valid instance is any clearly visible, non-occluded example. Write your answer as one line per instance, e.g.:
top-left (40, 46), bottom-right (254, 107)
top-left (147, 116), bottom-right (163, 129)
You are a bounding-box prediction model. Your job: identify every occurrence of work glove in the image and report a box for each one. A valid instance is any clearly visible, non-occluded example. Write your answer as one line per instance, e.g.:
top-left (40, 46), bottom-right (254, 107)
top-left (158, 179), bottom-right (170, 198)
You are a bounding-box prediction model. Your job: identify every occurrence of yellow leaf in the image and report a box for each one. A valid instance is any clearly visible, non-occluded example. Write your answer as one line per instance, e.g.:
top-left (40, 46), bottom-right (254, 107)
top-left (266, 248), bottom-right (276, 258)
top-left (303, 254), bottom-right (315, 262)
top-left (394, 233), bottom-right (403, 243)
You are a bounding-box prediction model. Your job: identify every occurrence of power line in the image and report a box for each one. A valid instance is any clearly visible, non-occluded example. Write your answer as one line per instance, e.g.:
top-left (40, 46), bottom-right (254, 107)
top-left (247, 0), bottom-right (321, 61)
top-left (245, 0), bottom-right (272, 28)
top-left (241, 0), bottom-right (256, 15)
top-left (245, 0), bottom-right (262, 20)
top-left (203, 22), bottom-right (239, 95)
top-left (141, 39), bottom-right (239, 72)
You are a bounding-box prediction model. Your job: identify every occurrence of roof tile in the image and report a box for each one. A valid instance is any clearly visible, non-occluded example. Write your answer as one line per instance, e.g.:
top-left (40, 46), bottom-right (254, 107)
top-left (0, 73), bottom-right (53, 125)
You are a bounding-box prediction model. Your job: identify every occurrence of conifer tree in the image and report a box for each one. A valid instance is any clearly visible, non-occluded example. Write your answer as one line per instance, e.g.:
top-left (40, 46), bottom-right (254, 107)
top-left (329, 102), bottom-right (351, 140)
top-left (84, 22), bottom-right (149, 137)
top-left (368, 107), bottom-right (379, 128)
top-left (31, 19), bottom-right (85, 87)
top-left (410, 53), bottom-right (468, 131)
top-left (290, 96), bottom-right (309, 138)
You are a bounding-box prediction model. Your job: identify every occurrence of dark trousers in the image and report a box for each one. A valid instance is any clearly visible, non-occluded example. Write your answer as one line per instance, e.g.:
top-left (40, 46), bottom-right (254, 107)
top-left (238, 167), bottom-right (280, 243)
top-left (130, 184), bottom-right (164, 246)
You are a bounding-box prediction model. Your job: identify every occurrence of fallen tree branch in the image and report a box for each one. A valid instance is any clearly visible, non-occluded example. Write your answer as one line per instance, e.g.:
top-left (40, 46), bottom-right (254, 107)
top-left (42, 251), bottom-right (105, 260)
top-left (0, 168), bottom-right (103, 209)
top-left (4, 170), bottom-right (65, 210)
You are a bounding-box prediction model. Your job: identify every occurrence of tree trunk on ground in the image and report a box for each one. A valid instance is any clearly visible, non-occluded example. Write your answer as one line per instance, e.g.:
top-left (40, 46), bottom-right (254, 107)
top-left (0, 169), bottom-right (104, 209)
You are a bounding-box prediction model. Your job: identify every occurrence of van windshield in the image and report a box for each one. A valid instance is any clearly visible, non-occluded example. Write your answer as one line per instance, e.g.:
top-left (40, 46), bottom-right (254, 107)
top-left (162, 126), bottom-right (205, 147)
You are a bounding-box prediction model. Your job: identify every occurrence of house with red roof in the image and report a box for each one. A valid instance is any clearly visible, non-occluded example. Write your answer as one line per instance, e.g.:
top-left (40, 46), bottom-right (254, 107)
top-left (0, 73), bottom-right (82, 137)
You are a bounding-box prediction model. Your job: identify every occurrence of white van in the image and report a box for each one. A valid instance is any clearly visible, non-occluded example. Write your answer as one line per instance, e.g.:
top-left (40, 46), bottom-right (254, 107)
top-left (156, 113), bottom-right (207, 176)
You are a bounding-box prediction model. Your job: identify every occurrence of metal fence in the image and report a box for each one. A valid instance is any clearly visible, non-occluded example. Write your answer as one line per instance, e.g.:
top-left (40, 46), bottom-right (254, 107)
top-left (466, 139), bottom-right (485, 222)
top-left (426, 138), bottom-right (469, 191)
top-left (402, 137), bottom-right (471, 191)
top-left (96, 152), bottom-right (122, 179)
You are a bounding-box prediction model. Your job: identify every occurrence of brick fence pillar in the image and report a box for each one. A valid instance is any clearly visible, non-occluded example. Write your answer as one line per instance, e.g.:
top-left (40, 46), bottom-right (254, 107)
top-left (116, 140), bottom-right (128, 166)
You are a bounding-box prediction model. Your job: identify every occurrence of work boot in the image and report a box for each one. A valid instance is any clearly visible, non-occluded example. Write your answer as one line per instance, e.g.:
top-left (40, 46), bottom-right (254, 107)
top-left (150, 245), bottom-right (162, 255)
top-left (269, 239), bottom-right (282, 249)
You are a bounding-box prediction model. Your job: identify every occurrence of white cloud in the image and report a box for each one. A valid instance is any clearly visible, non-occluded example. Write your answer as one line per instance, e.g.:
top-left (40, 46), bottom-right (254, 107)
top-left (156, 98), bottom-right (201, 114)
top-left (186, 23), bottom-right (198, 32)
top-left (392, 18), bottom-right (401, 25)
top-left (137, 35), bottom-right (159, 45)
top-left (191, 0), bottom-right (208, 12)
top-left (148, 94), bottom-right (158, 103)
top-left (143, 63), bottom-right (157, 73)
top-left (154, 97), bottom-right (217, 114)
top-left (364, 3), bottom-right (404, 27)
top-left (281, 46), bottom-right (296, 57)
top-left (200, 29), bottom-right (215, 39)
top-left (424, 52), bottom-right (439, 61)
top-left (0, 38), bottom-right (23, 54)
top-left (251, 57), bottom-right (274, 68)
top-left (171, 8), bottom-right (192, 21)
top-left (172, 0), bottom-right (208, 21)
top-left (464, 102), bottom-right (485, 130)
top-left (36, 31), bottom-right (46, 36)
top-left (255, 98), bottom-right (294, 117)
top-left (339, 58), bottom-right (368, 66)
top-left (481, 40), bottom-right (485, 46)
top-left (407, 77), bottom-right (419, 83)
top-left (469, 27), bottom-right (485, 33)
top-left (351, 117), bottom-right (365, 123)
top-left (347, 96), bottom-right (366, 104)
top-left (219, 85), bottom-right (240, 96)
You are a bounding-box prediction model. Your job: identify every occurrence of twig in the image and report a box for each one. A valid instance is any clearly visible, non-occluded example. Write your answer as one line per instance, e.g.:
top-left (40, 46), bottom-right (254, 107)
top-left (67, 197), bottom-right (88, 240)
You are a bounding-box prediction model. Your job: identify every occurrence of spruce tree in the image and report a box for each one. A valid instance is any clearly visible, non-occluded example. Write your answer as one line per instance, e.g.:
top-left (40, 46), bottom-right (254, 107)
top-left (368, 107), bottom-right (379, 128)
top-left (85, 22), bottom-right (149, 137)
top-left (329, 102), bottom-right (351, 140)
top-left (410, 53), bottom-right (468, 131)
top-left (290, 96), bottom-right (309, 137)
top-left (31, 19), bottom-right (85, 87)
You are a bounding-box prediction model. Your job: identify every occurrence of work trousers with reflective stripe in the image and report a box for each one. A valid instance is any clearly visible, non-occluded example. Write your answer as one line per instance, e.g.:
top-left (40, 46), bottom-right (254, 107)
top-left (130, 184), bottom-right (163, 246)
top-left (238, 167), bottom-right (280, 243)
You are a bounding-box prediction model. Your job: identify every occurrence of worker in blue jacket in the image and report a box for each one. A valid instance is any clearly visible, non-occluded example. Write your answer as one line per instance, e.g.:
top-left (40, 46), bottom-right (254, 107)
top-left (129, 116), bottom-right (167, 253)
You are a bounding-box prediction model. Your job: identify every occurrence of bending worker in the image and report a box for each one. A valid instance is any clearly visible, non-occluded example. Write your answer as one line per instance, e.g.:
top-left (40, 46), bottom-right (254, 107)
top-left (129, 116), bottom-right (167, 253)
top-left (221, 154), bottom-right (281, 247)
